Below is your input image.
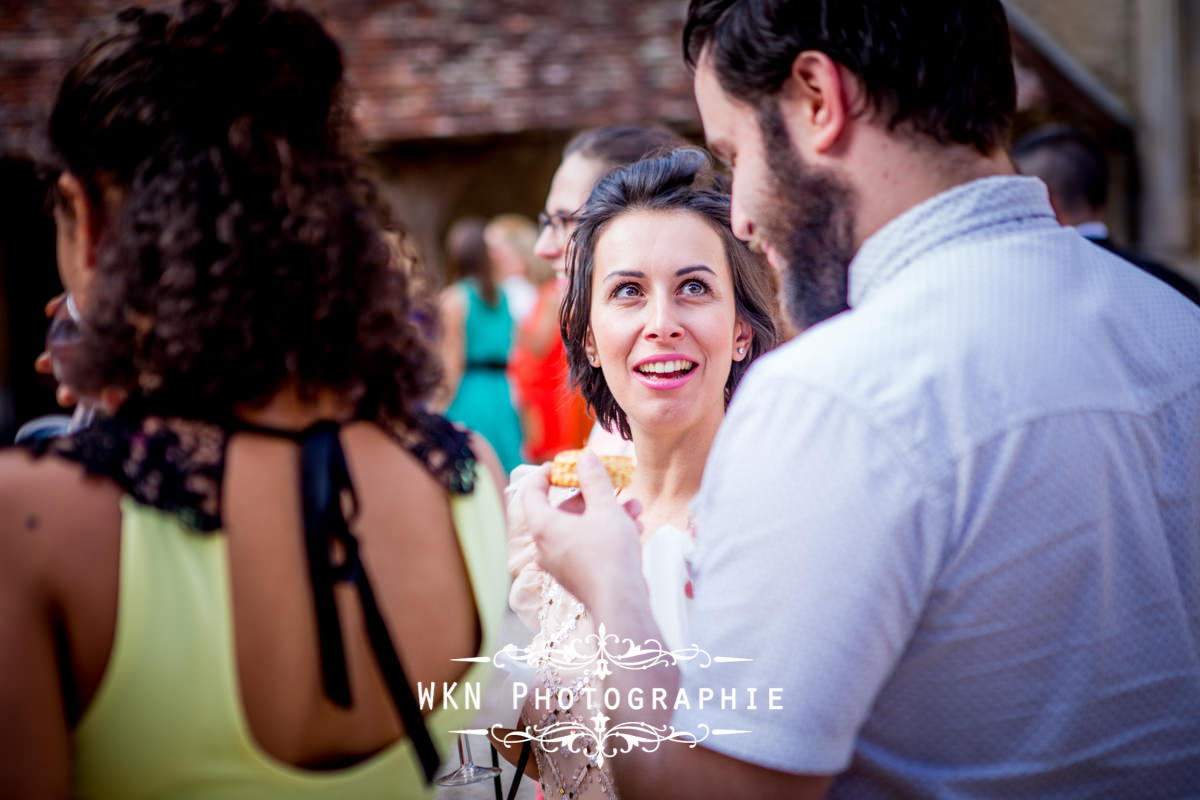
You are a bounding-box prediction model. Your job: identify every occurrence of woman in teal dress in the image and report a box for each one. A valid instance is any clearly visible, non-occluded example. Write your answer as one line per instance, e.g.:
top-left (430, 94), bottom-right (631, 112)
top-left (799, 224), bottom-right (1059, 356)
top-left (438, 218), bottom-right (524, 472)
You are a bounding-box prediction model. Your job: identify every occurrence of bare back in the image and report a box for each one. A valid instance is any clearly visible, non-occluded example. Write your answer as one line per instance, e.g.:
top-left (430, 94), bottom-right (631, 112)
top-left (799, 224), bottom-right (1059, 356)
top-left (0, 418), bottom-right (504, 795)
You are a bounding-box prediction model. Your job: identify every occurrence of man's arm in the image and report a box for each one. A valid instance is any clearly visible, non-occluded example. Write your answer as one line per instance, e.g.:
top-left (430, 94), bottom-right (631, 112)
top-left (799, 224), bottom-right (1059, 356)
top-left (433, 286), bottom-right (466, 412)
top-left (520, 454), bottom-right (834, 798)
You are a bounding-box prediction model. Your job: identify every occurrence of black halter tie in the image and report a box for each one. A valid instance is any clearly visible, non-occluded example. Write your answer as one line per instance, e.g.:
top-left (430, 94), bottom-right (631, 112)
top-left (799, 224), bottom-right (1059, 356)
top-left (234, 419), bottom-right (440, 783)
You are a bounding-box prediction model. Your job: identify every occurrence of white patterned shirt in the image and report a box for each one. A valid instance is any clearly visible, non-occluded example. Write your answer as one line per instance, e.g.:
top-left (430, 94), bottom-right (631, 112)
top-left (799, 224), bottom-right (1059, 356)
top-left (677, 176), bottom-right (1200, 797)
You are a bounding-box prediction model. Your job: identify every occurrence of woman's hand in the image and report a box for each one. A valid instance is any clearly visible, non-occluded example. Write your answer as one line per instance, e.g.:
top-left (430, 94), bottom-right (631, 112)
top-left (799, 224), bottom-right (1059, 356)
top-left (516, 452), bottom-right (645, 612)
top-left (34, 294), bottom-right (79, 408)
top-left (505, 465), bottom-right (547, 630)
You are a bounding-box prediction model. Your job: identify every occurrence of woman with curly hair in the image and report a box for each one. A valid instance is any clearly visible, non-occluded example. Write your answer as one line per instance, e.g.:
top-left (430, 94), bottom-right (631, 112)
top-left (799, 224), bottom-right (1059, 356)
top-left (0, 1), bottom-right (508, 796)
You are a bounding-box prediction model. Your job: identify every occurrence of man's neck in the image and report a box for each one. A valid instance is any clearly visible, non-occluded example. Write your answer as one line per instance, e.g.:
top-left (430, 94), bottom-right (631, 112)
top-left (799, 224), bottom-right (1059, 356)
top-left (843, 128), bottom-right (1015, 250)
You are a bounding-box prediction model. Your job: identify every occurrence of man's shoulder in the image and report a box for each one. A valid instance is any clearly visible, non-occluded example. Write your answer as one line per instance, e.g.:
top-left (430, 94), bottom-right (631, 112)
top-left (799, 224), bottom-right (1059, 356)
top-left (742, 236), bottom-right (1200, 475)
top-left (1088, 237), bottom-right (1200, 305)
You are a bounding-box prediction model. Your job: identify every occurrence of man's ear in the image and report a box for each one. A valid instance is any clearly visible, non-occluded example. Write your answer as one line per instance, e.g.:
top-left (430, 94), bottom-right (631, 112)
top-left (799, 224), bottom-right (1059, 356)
top-left (777, 50), bottom-right (853, 155)
top-left (57, 172), bottom-right (102, 268)
top-left (732, 318), bottom-right (753, 361)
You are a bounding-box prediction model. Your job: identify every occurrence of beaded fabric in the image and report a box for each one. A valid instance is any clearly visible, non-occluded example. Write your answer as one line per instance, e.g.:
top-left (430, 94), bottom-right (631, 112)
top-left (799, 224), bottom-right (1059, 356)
top-left (18, 407), bottom-right (478, 531)
top-left (520, 514), bottom-right (697, 800)
top-left (527, 570), bottom-right (618, 799)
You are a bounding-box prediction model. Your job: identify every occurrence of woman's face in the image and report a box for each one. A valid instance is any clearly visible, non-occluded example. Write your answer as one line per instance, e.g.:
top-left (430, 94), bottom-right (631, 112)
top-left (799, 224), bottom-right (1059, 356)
top-left (534, 152), bottom-right (607, 284)
top-left (586, 209), bottom-right (751, 439)
top-left (52, 173), bottom-right (99, 308)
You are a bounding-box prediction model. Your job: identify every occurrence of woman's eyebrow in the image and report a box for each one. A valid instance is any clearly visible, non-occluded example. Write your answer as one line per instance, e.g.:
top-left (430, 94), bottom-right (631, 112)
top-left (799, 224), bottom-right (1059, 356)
top-left (676, 265), bottom-right (716, 277)
top-left (602, 269), bottom-right (645, 280)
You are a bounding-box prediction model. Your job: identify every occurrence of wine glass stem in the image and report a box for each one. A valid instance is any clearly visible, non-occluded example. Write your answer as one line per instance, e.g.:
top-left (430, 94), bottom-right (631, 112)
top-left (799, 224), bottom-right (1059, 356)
top-left (458, 734), bottom-right (474, 767)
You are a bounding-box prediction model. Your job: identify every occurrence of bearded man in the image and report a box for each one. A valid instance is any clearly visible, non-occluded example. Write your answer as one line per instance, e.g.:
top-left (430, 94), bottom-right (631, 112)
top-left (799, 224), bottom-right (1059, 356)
top-left (517, 2), bottom-right (1200, 797)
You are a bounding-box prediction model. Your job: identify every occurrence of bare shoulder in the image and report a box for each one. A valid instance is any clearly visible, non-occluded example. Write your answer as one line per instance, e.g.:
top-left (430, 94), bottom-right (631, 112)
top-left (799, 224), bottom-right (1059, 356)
top-left (468, 431), bottom-right (508, 497)
top-left (0, 449), bottom-right (122, 588)
top-left (439, 284), bottom-right (466, 318)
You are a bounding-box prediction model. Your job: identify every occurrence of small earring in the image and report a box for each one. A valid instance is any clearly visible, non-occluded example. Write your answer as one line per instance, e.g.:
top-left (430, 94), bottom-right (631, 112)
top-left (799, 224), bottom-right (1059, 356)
top-left (737, 346), bottom-right (746, 355)
top-left (589, 355), bottom-right (599, 366)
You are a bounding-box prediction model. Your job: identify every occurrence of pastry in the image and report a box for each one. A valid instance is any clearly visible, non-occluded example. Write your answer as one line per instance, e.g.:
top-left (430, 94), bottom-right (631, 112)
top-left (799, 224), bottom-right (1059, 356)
top-left (549, 449), bottom-right (634, 490)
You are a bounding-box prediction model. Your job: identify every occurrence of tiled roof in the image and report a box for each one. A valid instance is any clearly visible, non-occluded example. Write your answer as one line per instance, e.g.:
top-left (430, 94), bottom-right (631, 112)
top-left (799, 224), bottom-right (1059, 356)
top-left (0, 0), bottom-right (699, 156)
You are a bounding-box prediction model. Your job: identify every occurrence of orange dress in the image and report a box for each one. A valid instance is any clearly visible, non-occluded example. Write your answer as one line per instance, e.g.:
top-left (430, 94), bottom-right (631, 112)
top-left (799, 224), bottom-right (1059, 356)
top-left (508, 282), bottom-right (591, 463)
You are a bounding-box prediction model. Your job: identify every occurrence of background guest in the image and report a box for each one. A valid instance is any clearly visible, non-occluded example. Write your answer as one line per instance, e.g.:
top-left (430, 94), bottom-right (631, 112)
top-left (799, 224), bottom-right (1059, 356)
top-left (1013, 124), bottom-right (1200, 304)
top-left (485, 213), bottom-right (541, 326)
top-left (438, 216), bottom-right (523, 472)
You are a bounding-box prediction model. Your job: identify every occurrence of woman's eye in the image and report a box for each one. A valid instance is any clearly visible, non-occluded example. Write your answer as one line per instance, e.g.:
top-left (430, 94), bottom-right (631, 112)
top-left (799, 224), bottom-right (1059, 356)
top-left (612, 283), bottom-right (641, 299)
top-left (680, 279), bottom-right (709, 296)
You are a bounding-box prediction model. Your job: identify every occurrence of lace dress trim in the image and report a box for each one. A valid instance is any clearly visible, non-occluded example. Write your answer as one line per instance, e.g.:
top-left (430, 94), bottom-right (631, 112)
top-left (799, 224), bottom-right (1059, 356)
top-left (19, 409), bottom-right (477, 532)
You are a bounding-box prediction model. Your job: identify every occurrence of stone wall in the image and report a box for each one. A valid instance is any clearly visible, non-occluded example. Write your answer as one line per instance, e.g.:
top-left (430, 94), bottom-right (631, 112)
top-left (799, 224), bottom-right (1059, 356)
top-left (1008, 0), bottom-right (1136, 106)
top-left (1008, 0), bottom-right (1199, 277)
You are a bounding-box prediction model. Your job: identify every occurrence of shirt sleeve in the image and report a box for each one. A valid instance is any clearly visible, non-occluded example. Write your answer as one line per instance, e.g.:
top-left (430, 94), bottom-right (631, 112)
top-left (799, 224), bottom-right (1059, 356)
top-left (672, 369), bottom-right (950, 775)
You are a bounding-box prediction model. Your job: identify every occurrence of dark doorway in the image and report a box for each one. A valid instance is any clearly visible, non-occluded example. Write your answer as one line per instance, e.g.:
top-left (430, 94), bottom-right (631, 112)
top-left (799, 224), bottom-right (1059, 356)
top-left (0, 156), bottom-right (62, 443)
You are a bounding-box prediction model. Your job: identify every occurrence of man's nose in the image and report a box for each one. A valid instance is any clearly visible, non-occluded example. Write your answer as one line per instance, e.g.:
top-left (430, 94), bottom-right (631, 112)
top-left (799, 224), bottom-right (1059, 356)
top-left (533, 223), bottom-right (560, 261)
top-left (730, 185), bottom-right (755, 243)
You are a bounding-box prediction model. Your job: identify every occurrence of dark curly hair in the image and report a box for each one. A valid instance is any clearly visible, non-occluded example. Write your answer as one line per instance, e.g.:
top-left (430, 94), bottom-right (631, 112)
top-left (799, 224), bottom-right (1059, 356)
top-left (683, 0), bottom-right (1016, 154)
top-left (45, 0), bottom-right (438, 423)
top-left (561, 148), bottom-right (779, 440)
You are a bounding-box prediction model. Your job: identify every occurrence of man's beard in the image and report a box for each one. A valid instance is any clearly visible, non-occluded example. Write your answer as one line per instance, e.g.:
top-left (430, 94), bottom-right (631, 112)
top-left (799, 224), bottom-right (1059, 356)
top-left (755, 104), bottom-right (857, 332)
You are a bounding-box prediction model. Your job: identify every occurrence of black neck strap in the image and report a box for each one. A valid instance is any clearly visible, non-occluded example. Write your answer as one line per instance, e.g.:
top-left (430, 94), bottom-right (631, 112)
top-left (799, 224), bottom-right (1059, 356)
top-left (233, 419), bottom-right (441, 783)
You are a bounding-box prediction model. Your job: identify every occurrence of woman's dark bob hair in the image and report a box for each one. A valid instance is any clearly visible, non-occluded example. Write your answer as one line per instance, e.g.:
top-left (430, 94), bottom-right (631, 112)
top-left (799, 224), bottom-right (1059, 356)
top-left (561, 147), bottom-right (779, 440)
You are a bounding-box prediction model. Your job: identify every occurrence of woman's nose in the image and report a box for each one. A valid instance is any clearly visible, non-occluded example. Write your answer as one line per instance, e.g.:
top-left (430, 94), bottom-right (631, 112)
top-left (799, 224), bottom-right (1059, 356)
top-left (643, 296), bottom-right (683, 340)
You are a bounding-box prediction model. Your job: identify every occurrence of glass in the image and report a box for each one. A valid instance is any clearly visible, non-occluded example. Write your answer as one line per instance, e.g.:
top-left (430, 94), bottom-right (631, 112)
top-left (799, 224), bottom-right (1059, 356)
top-left (537, 210), bottom-right (580, 236)
top-left (46, 293), bottom-right (97, 431)
top-left (434, 733), bottom-right (501, 787)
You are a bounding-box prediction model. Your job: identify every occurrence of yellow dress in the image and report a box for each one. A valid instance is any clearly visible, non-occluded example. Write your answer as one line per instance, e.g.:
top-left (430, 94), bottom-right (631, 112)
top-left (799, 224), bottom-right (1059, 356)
top-left (70, 466), bottom-right (508, 800)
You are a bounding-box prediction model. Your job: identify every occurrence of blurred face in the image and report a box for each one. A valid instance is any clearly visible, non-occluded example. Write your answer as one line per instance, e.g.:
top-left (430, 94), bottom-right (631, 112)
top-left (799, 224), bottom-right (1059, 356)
top-left (534, 152), bottom-right (607, 283)
top-left (694, 56), bottom-right (854, 330)
top-left (586, 209), bottom-right (751, 439)
top-left (52, 173), bottom-right (99, 308)
top-left (485, 232), bottom-right (526, 280)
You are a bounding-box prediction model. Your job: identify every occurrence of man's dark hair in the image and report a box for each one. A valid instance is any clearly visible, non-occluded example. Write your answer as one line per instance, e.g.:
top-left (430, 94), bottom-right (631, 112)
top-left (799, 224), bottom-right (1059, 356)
top-left (561, 148), bottom-right (779, 440)
top-left (563, 125), bottom-right (689, 173)
top-left (683, 0), bottom-right (1016, 154)
top-left (1012, 125), bottom-right (1109, 215)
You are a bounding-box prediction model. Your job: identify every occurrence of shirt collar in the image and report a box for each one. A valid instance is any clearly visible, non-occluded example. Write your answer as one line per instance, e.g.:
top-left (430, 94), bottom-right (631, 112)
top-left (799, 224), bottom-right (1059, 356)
top-left (848, 175), bottom-right (1058, 307)
top-left (1074, 221), bottom-right (1109, 240)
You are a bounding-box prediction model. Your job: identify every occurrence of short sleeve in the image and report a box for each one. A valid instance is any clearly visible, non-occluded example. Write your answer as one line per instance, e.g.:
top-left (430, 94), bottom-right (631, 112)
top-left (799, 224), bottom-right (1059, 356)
top-left (673, 371), bottom-right (949, 775)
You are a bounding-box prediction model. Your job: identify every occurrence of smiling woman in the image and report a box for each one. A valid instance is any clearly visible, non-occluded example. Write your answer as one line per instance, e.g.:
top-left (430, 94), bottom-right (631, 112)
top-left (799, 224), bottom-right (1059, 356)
top-left (586, 209), bottom-right (743, 439)
top-left (503, 148), bottom-right (780, 799)
top-left (563, 148), bottom-right (778, 442)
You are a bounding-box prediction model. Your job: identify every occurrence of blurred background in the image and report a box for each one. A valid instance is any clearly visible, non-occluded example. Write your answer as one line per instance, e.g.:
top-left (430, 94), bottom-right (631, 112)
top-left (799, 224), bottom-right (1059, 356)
top-left (1, 0), bottom-right (1198, 443)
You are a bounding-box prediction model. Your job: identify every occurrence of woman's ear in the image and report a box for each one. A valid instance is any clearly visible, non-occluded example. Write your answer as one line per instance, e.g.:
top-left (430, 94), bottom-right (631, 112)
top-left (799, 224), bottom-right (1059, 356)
top-left (732, 318), bottom-right (753, 361)
top-left (584, 327), bottom-right (599, 367)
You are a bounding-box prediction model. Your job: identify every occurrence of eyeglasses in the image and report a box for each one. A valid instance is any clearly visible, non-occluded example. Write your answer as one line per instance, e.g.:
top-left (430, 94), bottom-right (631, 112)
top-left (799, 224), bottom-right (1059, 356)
top-left (537, 210), bottom-right (581, 236)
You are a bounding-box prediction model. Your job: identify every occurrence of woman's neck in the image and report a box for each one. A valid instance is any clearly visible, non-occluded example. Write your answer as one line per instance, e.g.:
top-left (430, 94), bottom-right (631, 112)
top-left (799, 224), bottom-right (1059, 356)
top-left (233, 384), bottom-right (355, 430)
top-left (626, 412), bottom-right (722, 536)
